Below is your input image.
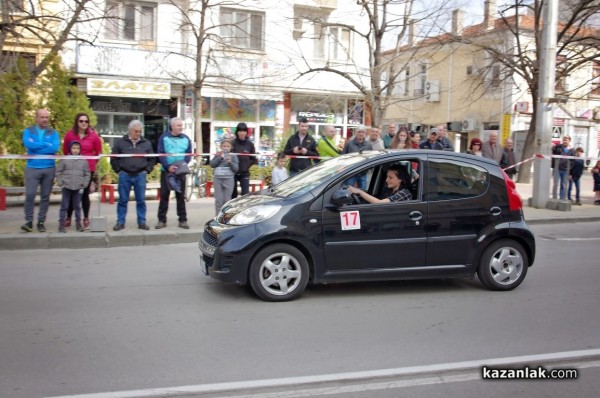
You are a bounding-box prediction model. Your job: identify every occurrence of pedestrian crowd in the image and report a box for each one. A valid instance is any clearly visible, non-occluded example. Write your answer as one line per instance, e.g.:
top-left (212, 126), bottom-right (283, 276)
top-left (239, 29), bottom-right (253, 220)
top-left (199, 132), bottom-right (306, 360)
top-left (19, 109), bottom-right (600, 234)
top-left (21, 109), bottom-right (195, 233)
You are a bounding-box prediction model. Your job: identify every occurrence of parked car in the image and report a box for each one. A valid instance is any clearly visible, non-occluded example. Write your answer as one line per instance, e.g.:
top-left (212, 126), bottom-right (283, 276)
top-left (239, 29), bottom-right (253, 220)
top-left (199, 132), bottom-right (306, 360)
top-left (198, 150), bottom-right (536, 301)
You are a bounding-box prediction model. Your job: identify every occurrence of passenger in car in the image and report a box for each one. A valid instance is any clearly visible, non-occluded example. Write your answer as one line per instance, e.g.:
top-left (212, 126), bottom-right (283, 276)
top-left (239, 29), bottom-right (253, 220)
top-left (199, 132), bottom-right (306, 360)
top-left (347, 164), bottom-right (412, 203)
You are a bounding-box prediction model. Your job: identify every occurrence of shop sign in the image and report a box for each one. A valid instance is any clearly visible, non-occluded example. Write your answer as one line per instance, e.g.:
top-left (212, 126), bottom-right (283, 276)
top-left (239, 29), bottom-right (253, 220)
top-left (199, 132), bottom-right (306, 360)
top-left (501, 113), bottom-right (511, 143)
top-left (298, 111), bottom-right (335, 123)
top-left (87, 78), bottom-right (170, 99)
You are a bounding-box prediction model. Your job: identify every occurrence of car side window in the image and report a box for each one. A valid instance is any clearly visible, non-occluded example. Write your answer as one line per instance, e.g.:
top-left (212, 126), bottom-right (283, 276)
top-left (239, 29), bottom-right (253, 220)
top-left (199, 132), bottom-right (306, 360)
top-left (427, 159), bottom-right (488, 201)
top-left (372, 160), bottom-right (421, 201)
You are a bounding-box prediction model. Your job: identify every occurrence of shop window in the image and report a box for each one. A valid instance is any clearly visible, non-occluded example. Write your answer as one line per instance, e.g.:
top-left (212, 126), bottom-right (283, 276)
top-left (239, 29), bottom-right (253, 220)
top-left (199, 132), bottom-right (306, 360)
top-left (220, 8), bottom-right (264, 51)
top-left (95, 113), bottom-right (144, 149)
top-left (105, 1), bottom-right (156, 43)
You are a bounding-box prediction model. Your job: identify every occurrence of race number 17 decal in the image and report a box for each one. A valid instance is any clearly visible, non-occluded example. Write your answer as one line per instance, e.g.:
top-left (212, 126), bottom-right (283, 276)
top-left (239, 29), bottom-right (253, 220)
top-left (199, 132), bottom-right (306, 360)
top-left (340, 210), bottom-right (361, 230)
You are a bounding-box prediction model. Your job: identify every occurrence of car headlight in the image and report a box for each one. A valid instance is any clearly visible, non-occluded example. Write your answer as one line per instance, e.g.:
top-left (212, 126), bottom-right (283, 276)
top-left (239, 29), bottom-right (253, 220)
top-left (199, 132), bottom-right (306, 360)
top-left (228, 205), bottom-right (281, 225)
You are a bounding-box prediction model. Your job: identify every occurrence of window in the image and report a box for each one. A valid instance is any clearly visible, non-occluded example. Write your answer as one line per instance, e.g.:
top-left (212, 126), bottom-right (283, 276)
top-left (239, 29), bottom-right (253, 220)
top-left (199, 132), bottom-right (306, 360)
top-left (314, 24), bottom-right (351, 61)
top-left (1, 0), bottom-right (23, 13)
top-left (105, 1), bottom-right (156, 42)
top-left (220, 8), bottom-right (265, 51)
top-left (427, 159), bottom-right (488, 201)
top-left (413, 63), bottom-right (426, 95)
top-left (490, 64), bottom-right (501, 88)
top-left (591, 61), bottom-right (600, 96)
top-left (0, 51), bottom-right (36, 73)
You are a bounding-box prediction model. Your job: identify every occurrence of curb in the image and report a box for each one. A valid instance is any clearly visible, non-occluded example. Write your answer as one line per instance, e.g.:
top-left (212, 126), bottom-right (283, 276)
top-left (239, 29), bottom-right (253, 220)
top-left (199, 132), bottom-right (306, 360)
top-left (0, 229), bottom-right (200, 250)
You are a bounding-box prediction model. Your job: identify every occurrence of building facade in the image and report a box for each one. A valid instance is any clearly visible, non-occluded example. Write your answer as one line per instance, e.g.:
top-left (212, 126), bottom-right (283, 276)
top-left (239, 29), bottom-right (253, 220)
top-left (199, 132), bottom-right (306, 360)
top-left (60, 0), bottom-right (371, 154)
top-left (383, 0), bottom-right (600, 160)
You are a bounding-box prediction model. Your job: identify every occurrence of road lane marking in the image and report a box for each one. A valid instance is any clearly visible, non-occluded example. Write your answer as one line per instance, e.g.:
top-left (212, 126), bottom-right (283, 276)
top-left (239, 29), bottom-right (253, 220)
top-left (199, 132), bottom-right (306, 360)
top-left (539, 237), bottom-right (600, 241)
top-left (46, 349), bottom-right (600, 398)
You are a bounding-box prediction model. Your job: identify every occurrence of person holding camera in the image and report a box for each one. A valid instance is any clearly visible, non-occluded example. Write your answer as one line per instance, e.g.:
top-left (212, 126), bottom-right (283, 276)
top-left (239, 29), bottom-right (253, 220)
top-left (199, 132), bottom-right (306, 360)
top-left (284, 117), bottom-right (319, 176)
top-left (210, 139), bottom-right (239, 215)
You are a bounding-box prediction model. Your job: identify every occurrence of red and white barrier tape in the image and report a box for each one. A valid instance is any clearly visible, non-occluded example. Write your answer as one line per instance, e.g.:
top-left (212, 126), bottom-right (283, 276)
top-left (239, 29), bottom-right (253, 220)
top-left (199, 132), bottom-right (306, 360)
top-left (0, 152), bottom-right (329, 160)
top-left (503, 153), bottom-right (600, 171)
top-left (1, 152), bottom-right (596, 164)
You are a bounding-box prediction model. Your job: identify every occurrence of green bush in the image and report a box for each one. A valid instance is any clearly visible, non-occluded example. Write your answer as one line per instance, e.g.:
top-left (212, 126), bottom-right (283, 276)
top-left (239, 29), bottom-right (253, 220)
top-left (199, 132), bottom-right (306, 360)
top-left (148, 163), bottom-right (162, 182)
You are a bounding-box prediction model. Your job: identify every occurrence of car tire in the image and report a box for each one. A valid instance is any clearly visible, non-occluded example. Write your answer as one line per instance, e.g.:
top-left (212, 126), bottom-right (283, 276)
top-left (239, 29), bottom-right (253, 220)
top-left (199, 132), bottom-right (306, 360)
top-left (249, 244), bottom-right (309, 302)
top-left (477, 239), bottom-right (529, 291)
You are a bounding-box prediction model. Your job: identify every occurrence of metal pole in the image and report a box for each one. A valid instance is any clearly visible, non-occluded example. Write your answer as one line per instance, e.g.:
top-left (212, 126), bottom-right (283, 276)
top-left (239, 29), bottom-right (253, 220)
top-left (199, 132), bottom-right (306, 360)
top-left (531, 0), bottom-right (558, 208)
top-left (96, 157), bottom-right (102, 216)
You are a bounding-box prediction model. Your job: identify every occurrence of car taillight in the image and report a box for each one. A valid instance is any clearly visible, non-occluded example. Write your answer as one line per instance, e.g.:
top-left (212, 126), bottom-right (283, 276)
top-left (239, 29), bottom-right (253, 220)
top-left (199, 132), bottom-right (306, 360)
top-left (502, 170), bottom-right (523, 211)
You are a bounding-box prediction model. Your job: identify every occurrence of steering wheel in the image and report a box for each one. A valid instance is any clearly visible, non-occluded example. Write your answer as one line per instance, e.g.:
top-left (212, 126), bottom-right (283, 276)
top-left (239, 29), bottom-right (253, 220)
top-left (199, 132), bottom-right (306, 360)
top-left (342, 185), bottom-right (361, 204)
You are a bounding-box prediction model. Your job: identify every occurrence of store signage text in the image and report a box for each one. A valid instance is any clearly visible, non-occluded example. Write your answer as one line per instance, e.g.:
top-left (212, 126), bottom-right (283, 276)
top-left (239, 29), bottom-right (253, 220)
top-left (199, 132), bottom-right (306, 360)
top-left (87, 78), bottom-right (170, 99)
top-left (298, 111), bottom-right (335, 123)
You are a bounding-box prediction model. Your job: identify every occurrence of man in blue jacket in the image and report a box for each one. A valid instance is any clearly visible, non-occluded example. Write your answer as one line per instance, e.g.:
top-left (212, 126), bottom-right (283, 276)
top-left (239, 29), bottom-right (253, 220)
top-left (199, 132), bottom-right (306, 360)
top-left (155, 117), bottom-right (192, 229)
top-left (21, 109), bottom-right (60, 232)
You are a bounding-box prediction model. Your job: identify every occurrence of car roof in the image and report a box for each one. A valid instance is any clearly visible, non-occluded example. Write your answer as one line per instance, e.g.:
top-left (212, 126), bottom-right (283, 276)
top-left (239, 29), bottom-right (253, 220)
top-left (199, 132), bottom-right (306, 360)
top-left (340, 150), bottom-right (501, 168)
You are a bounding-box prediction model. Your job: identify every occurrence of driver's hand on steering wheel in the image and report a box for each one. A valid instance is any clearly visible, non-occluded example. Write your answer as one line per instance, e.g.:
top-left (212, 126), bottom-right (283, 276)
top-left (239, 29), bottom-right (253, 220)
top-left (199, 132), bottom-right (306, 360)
top-left (347, 186), bottom-right (362, 195)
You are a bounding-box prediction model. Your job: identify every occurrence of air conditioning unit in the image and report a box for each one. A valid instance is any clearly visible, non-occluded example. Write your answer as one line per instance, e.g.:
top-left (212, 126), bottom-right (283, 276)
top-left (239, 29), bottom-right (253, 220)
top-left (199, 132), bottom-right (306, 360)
top-left (424, 80), bottom-right (440, 102)
top-left (462, 119), bottom-right (477, 131)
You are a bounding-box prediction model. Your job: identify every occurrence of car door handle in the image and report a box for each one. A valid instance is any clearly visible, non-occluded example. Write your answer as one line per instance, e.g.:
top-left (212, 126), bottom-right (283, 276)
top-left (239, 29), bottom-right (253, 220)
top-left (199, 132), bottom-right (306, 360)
top-left (490, 206), bottom-right (502, 216)
top-left (409, 211), bottom-right (422, 221)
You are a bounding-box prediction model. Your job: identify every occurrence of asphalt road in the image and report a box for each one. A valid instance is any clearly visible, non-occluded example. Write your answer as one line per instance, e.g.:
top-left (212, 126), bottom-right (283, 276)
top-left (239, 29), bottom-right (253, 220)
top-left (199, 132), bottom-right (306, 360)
top-left (0, 223), bottom-right (599, 398)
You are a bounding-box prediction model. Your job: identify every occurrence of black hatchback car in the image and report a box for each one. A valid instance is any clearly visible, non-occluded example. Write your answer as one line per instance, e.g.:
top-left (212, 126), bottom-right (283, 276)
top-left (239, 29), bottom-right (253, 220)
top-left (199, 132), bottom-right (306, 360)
top-left (199, 150), bottom-right (535, 301)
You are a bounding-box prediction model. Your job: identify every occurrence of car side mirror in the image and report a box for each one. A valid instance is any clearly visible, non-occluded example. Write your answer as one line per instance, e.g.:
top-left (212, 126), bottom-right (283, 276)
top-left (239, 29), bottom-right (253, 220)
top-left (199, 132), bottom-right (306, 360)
top-left (331, 189), bottom-right (353, 207)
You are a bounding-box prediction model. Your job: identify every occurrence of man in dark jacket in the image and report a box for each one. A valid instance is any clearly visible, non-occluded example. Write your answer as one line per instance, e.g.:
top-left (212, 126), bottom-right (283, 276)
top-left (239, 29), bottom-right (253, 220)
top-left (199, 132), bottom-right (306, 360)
top-left (568, 147), bottom-right (584, 205)
top-left (551, 135), bottom-right (574, 200)
top-left (231, 122), bottom-right (257, 198)
top-left (341, 125), bottom-right (372, 190)
top-left (110, 120), bottom-right (156, 231)
top-left (284, 117), bottom-right (319, 175)
top-left (500, 138), bottom-right (518, 180)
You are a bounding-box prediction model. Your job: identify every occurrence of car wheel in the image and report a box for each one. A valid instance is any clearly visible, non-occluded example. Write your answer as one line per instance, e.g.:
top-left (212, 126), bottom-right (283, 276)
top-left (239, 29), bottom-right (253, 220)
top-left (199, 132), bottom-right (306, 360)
top-left (478, 239), bottom-right (528, 291)
top-left (249, 244), bottom-right (309, 302)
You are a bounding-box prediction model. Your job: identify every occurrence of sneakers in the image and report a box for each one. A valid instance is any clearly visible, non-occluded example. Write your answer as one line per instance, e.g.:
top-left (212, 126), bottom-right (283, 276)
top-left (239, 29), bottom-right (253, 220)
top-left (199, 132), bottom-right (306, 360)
top-left (76, 223), bottom-right (84, 232)
top-left (58, 226), bottom-right (66, 233)
top-left (155, 221), bottom-right (167, 229)
top-left (138, 224), bottom-right (150, 230)
top-left (575, 200), bottom-right (582, 206)
top-left (37, 221), bottom-right (46, 233)
top-left (21, 221), bottom-right (33, 232)
top-left (64, 218), bottom-right (71, 228)
top-left (113, 223), bottom-right (125, 231)
top-left (178, 221), bottom-right (190, 229)
top-left (83, 218), bottom-right (90, 230)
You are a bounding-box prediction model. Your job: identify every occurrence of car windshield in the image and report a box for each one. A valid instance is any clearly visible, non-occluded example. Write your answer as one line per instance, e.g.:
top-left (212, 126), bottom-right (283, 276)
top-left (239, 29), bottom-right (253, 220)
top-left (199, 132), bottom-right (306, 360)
top-left (270, 154), bottom-right (370, 197)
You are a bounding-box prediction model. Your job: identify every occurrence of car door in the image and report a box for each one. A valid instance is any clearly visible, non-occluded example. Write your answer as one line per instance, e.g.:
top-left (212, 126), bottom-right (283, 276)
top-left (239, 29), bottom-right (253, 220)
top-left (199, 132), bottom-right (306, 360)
top-left (424, 156), bottom-right (505, 269)
top-left (320, 157), bottom-right (427, 274)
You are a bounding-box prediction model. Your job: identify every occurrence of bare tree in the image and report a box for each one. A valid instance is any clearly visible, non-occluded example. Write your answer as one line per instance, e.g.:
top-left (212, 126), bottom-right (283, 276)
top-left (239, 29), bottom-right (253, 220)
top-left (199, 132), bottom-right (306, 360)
top-left (163, 0), bottom-right (291, 155)
top-left (453, 0), bottom-right (600, 182)
top-left (291, 0), bottom-right (453, 128)
top-left (1, 0), bottom-right (108, 82)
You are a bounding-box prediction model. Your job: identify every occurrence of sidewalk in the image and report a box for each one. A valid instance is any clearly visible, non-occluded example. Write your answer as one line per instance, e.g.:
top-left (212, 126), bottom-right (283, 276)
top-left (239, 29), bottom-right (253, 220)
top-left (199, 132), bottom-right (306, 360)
top-left (1, 178), bottom-right (599, 250)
